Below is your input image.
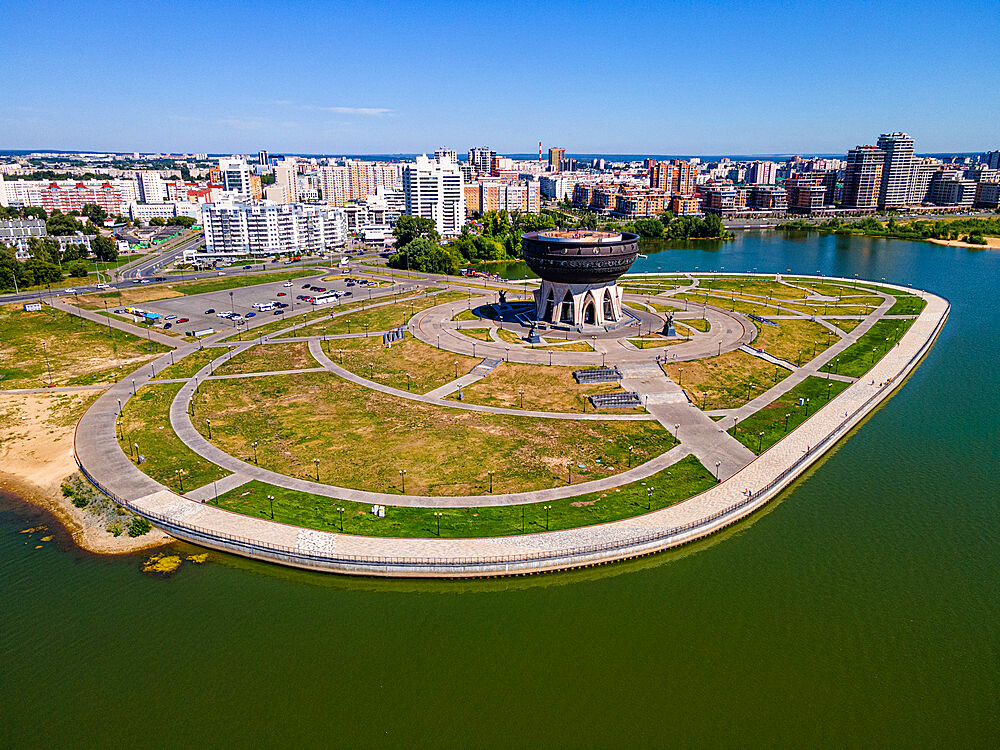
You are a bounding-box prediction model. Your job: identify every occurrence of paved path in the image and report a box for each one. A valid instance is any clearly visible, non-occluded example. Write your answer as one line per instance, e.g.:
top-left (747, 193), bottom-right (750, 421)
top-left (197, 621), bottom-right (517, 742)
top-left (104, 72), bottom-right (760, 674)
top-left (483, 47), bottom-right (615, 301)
top-left (0, 383), bottom-right (111, 395)
top-left (71, 272), bottom-right (949, 576)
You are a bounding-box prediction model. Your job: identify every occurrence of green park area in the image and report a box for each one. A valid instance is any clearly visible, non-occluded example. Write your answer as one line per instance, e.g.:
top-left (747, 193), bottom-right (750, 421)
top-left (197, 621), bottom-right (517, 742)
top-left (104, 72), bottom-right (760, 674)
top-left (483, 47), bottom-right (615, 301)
top-left (0, 303), bottom-right (169, 388)
top-left (192, 371), bottom-right (675, 496)
top-left (212, 342), bottom-right (315, 376)
top-left (820, 319), bottom-right (914, 378)
top-left (117, 383), bottom-right (229, 491)
top-left (445, 361), bottom-right (630, 412)
top-left (295, 290), bottom-right (465, 337)
top-left (322, 335), bottom-right (480, 393)
top-left (728, 376), bottom-right (851, 454)
top-left (661, 350), bottom-right (792, 410)
top-left (752, 318), bottom-right (838, 363)
top-left (828, 318), bottom-right (865, 333)
top-left (209, 455), bottom-right (715, 538)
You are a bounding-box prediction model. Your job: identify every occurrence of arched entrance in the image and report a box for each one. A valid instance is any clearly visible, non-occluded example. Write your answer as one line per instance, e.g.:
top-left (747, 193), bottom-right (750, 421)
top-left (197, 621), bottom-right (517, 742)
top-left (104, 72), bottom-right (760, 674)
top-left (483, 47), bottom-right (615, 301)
top-left (603, 288), bottom-right (615, 320)
top-left (560, 292), bottom-right (574, 323)
top-left (543, 292), bottom-right (555, 321)
top-left (582, 299), bottom-right (596, 325)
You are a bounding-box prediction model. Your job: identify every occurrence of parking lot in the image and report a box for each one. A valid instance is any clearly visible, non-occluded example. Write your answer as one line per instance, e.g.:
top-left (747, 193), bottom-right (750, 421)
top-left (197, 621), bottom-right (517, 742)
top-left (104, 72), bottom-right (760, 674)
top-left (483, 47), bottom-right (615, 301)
top-left (135, 272), bottom-right (385, 336)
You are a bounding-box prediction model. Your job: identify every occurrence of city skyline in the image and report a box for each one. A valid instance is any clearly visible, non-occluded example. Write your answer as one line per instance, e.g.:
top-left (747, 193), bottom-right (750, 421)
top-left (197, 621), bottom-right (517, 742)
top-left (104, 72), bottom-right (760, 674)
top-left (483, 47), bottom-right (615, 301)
top-left (2, 0), bottom-right (998, 155)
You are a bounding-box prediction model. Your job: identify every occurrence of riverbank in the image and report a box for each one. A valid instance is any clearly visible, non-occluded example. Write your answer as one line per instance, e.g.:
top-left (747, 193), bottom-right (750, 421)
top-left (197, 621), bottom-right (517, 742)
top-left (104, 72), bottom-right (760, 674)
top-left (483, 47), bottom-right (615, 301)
top-left (929, 236), bottom-right (1000, 249)
top-left (0, 391), bottom-right (171, 554)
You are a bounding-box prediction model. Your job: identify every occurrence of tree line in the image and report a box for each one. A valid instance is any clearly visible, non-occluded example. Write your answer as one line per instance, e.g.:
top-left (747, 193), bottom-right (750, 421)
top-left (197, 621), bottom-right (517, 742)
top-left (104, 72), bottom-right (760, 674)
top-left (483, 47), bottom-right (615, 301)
top-left (778, 215), bottom-right (1000, 245)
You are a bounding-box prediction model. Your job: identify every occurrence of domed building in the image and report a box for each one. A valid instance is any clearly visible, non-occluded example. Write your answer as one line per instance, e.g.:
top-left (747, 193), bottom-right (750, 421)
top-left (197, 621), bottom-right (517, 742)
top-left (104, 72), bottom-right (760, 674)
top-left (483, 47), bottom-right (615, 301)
top-left (521, 230), bottom-right (640, 327)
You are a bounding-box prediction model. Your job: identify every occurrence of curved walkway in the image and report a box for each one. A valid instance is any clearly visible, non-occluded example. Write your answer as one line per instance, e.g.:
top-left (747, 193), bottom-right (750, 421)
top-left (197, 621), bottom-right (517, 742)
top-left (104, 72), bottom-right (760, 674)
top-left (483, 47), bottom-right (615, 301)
top-left (72, 274), bottom-right (949, 577)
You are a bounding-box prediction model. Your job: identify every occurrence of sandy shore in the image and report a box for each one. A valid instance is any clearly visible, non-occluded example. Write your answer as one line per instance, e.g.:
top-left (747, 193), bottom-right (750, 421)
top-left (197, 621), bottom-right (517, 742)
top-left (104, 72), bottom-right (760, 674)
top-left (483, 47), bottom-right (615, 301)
top-left (928, 237), bottom-right (1000, 250)
top-left (0, 391), bottom-right (172, 555)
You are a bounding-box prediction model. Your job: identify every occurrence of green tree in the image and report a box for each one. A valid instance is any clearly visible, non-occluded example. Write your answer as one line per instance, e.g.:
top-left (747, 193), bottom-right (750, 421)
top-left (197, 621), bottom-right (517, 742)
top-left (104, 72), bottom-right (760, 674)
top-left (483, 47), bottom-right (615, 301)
top-left (632, 218), bottom-right (664, 238)
top-left (149, 217), bottom-right (166, 226)
top-left (393, 215), bottom-right (439, 247)
top-left (81, 203), bottom-right (108, 226)
top-left (387, 237), bottom-right (462, 274)
top-left (166, 215), bottom-right (196, 228)
top-left (92, 235), bottom-right (119, 262)
top-left (22, 258), bottom-right (63, 286)
top-left (45, 210), bottom-right (85, 236)
top-left (67, 260), bottom-right (89, 277)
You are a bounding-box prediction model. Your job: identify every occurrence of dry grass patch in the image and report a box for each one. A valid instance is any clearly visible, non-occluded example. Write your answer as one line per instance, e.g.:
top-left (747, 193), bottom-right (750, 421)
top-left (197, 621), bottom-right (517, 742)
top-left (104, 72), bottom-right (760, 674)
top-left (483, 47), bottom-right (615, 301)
top-left (196, 371), bottom-right (673, 496)
top-left (446, 361), bottom-right (629, 413)
top-left (212, 342), bottom-right (315, 376)
top-left (322, 335), bottom-right (479, 394)
top-left (752, 319), bottom-right (837, 363)
top-left (661, 350), bottom-right (791, 409)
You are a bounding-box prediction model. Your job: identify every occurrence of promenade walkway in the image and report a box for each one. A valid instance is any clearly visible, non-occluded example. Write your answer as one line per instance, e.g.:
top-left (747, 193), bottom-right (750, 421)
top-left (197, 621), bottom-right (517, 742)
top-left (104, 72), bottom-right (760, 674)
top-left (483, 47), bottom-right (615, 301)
top-left (71, 272), bottom-right (948, 577)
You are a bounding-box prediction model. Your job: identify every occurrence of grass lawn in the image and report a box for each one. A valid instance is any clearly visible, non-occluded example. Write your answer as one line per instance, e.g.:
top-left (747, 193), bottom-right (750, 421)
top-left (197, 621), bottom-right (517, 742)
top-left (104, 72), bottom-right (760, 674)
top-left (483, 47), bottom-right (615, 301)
top-left (827, 317), bottom-right (865, 333)
top-left (458, 328), bottom-right (493, 341)
top-left (660, 350), bottom-right (792, 409)
top-left (452, 308), bottom-right (480, 321)
top-left (752, 318), bottom-right (837, 363)
top-left (820, 319), bottom-right (914, 378)
top-left (886, 295), bottom-right (927, 315)
top-left (70, 269), bottom-right (317, 310)
top-left (531, 340), bottom-right (594, 352)
top-left (156, 347), bottom-right (223, 379)
top-left (79, 253), bottom-right (146, 272)
top-left (680, 316), bottom-right (711, 333)
top-left (118, 383), bottom-right (229, 490)
top-left (629, 337), bottom-right (686, 349)
top-left (194, 371), bottom-right (675, 495)
top-left (728, 376), bottom-right (851, 454)
top-left (212, 342), bottom-right (315, 375)
top-left (495, 327), bottom-right (525, 344)
top-left (0, 304), bottom-right (169, 388)
top-left (209, 455), bottom-right (716, 538)
top-left (297, 290), bottom-right (464, 336)
top-left (321, 335), bottom-right (480, 394)
top-left (697, 277), bottom-right (805, 300)
top-left (445, 361), bottom-right (629, 413)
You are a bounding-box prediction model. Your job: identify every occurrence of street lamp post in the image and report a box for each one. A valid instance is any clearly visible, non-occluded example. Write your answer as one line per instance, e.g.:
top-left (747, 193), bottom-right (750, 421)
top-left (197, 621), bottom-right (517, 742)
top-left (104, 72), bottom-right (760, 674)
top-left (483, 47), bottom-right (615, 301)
top-left (628, 445), bottom-right (633, 468)
top-left (783, 412), bottom-right (790, 432)
top-left (175, 469), bottom-right (185, 493)
top-left (337, 506), bottom-right (344, 532)
top-left (267, 495), bottom-right (275, 519)
top-left (399, 469), bottom-right (406, 493)
top-left (567, 463), bottom-right (572, 484)
top-left (757, 431), bottom-right (764, 454)
top-left (252, 441), bottom-right (258, 464)
top-left (206, 418), bottom-right (212, 439)
top-left (488, 470), bottom-right (495, 493)
top-left (544, 505), bottom-right (552, 531)
top-left (434, 511), bottom-right (442, 536)
top-left (314, 457), bottom-right (320, 481)
top-left (674, 423), bottom-right (680, 439)
top-left (715, 461), bottom-right (721, 481)
top-left (518, 389), bottom-right (524, 409)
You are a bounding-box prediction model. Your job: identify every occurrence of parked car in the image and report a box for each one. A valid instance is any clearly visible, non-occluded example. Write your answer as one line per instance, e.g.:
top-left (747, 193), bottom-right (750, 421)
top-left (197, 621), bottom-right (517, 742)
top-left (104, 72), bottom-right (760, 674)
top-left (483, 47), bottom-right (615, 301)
top-left (302, 283), bottom-right (311, 288)
top-left (96, 283), bottom-right (110, 289)
top-left (163, 322), bottom-right (172, 329)
top-left (277, 292), bottom-right (286, 296)
top-left (165, 314), bottom-right (177, 320)
top-left (282, 281), bottom-right (293, 287)
top-left (65, 288), bottom-right (77, 293)
top-left (177, 318), bottom-right (189, 324)
top-left (273, 310), bottom-right (283, 315)
top-left (243, 265), bottom-right (252, 269)
top-left (204, 308), bottom-right (215, 314)
top-left (245, 312), bottom-right (256, 318)
top-left (344, 291), bottom-right (353, 296)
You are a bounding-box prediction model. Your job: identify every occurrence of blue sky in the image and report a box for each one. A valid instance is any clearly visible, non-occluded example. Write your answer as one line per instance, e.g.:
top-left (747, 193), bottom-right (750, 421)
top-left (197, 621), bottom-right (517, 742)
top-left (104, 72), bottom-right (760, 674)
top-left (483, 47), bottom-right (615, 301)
top-left (2, 0), bottom-right (997, 156)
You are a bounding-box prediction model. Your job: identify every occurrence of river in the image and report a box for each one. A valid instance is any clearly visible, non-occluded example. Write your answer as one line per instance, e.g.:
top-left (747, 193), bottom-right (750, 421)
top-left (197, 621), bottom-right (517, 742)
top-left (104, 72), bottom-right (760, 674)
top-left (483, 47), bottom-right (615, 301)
top-left (2, 230), bottom-right (997, 746)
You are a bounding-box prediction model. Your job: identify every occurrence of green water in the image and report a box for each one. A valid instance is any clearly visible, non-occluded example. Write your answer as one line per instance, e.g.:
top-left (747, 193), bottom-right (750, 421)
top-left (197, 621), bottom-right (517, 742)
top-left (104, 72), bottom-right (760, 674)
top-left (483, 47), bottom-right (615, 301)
top-left (3, 231), bottom-right (998, 747)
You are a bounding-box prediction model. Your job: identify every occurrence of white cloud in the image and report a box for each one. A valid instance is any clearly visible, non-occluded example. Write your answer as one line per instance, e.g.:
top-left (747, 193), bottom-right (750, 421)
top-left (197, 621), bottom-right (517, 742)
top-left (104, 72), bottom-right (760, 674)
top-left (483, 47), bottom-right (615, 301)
top-left (313, 106), bottom-right (394, 116)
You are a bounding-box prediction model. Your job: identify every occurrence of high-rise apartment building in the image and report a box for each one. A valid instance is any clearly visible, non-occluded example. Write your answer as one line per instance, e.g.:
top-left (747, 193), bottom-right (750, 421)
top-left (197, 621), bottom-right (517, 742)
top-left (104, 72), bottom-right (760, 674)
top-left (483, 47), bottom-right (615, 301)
top-left (258, 150), bottom-right (270, 167)
top-left (218, 158), bottom-right (255, 199)
top-left (316, 161), bottom-right (403, 207)
top-left (434, 148), bottom-right (457, 165)
top-left (402, 154), bottom-right (465, 236)
top-left (841, 147), bottom-right (884, 209)
top-left (274, 158), bottom-right (299, 204)
top-left (876, 132), bottom-right (916, 208)
top-left (467, 147), bottom-right (496, 176)
top-left (747, 161), bottom-right (777, 185)
top-left (201, 201), bottom-right (346, 256)
top-left (983, 150), bottom-right (1000, 170)
top-left (909, 159), bottom-right (941, 204)
top-left (648, 160), bottom-right (695, 194)
top-left (548, 147), bottom-right (566, 171)
top-left (137, 171), bottom-right (166, 203)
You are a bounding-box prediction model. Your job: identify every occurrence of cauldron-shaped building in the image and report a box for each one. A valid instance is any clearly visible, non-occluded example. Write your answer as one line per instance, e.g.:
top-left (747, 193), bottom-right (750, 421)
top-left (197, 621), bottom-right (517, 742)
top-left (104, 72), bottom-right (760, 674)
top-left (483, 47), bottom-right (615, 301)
top-left (521, 230), bottom-right (640, 327)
